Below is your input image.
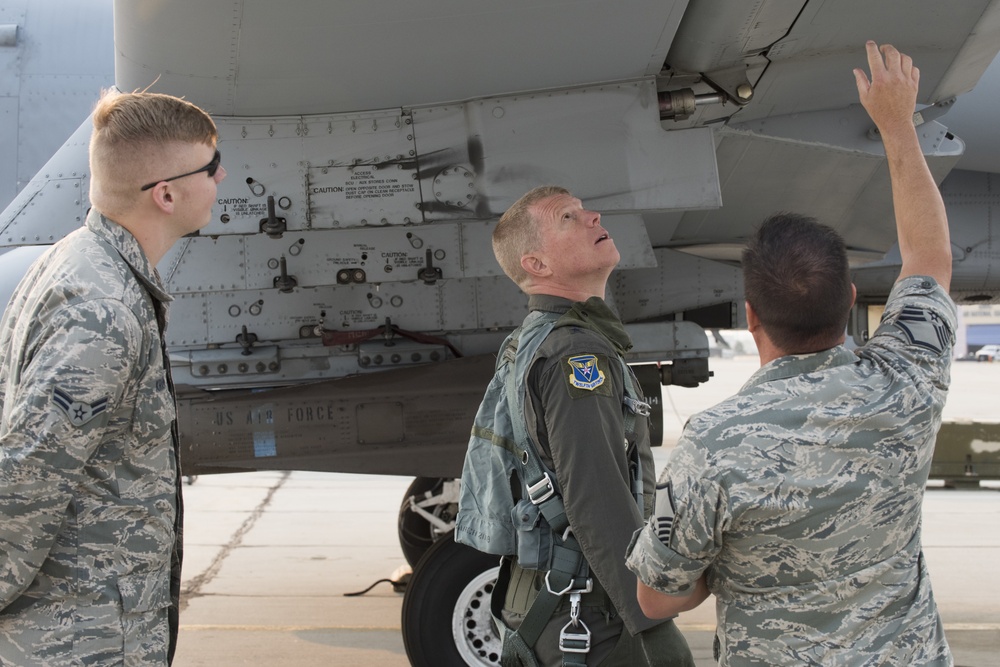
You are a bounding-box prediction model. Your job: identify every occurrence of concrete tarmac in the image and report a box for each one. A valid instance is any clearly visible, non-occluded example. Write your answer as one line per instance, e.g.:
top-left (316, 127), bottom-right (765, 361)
top-left (172, 357), bottom-right (1000, 666)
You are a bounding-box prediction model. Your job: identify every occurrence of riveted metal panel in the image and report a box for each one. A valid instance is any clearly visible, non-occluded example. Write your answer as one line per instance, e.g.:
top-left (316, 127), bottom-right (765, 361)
top-left (165, 275), bottom-right (503, 349)
top-left (204, 111), bottom-right (418, 236)
top-left (610, 247), bottom-right (743, 322)
top-left (17, 79), bottom-right (107, 190)
top-left (0, 177), bottom-right (86, 244)
top-left (159, 236), bottom-right (248, 293)
top-left (0, 98), bottom-right (16, 207)
top-left (242, 226), bottom-right (462, 290)
top-left (459, 220), bottom-right (503, 278)
top-left (0, 2), bottom-right (25, 98)
top-left (163, 292), bottom-right (209, 348)
top-left (471, 276), bottom-right (530, 330)
top-left (411, 80), bottom-right (721, 219)
top-left (0, 119), bottom-right (92, 244)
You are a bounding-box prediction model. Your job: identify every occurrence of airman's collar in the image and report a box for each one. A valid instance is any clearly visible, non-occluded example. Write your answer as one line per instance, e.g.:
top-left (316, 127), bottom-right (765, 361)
top-left (742, 346), bottom-right (857, 391)
top-left (86, 209), bottom-right (172, 304)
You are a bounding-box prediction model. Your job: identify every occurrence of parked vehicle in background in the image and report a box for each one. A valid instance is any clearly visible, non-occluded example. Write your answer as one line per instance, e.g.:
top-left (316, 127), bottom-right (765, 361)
top-left (975, 344), bottom-right (1000, 361)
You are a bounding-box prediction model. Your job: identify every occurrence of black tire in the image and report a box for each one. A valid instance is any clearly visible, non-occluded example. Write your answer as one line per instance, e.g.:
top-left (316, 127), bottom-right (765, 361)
top-left (402, 534), bottom-right (502, 666)
top-left (398, 476), bottom-right (453, 567)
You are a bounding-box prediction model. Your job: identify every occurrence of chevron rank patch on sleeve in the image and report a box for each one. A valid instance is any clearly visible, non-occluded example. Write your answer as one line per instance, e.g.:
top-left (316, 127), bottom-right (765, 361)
top-left (889, 306), bottom-right (950, 355)
top-left (53, 386), bottom-right (109, 427)
top-left (653, 481), bottom-right (677, 546)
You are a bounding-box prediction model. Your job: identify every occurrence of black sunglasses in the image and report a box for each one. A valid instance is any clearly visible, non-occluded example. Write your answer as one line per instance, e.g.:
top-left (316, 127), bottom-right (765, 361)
top-left (140, 149), bottom-right (222, 191)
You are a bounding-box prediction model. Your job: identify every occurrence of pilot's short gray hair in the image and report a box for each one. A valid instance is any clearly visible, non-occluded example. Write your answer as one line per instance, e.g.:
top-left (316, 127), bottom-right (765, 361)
top-left (89, 89), bottom-right (217, 218)
top-left (493, 185), bottom-right (569, 290)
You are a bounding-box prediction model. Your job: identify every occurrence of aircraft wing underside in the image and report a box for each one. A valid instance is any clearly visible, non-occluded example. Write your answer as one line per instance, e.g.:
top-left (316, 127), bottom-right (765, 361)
top-left (109, 0), bottom-right (1000, 265)
top-left (1, 0), bottom-right (1000, 476)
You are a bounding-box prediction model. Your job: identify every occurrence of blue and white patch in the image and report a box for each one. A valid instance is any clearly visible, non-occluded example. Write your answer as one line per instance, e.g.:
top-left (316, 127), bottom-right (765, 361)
top-left (653, 481), bottom-right (677, 546)
top-left (253, 430), bottom-right (277, 457)
top-left (52, 387), bottom-right (109, 427)
top-left (567, 354), bottom-right (605, 390)
top-left (891, 306), bottom-right (949, 354)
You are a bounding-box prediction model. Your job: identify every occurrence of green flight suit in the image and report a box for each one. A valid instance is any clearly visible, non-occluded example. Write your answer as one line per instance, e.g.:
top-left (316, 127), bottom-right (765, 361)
top-left (500, 295), bottom-right (693, 666)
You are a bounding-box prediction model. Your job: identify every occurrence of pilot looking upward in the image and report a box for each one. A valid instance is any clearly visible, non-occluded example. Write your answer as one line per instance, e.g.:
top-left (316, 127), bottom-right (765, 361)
top-left (456, 186), bottom-right (694, 665)
top-left (627, 42), bottom-right (955, 666)
top-left (0, 90), bottom-right (225, 666)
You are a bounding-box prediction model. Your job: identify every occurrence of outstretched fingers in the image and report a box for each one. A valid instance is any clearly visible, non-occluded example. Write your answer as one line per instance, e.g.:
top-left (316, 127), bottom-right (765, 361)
top-left (853, 67), bottom-right (871, 98)
top-left (865, 40), bottom-right (885, 77)
top-left (876, 42), bottom-right (920, 84)
top-left (855, 40), bottom-right (919, 130)
top-left (880, 43), bottom-right (901, 74)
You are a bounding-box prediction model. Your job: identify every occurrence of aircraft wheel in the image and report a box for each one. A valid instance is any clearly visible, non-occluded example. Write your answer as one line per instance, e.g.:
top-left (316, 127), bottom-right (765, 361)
top-left (398, 476), bottom-right (454, 567)
top-left (402, 534), bottom-right (502, 666)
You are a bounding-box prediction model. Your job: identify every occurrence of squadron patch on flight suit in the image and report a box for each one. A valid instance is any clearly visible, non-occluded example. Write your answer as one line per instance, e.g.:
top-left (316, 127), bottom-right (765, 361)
top-left (887, 306), bottom-right (950, 355)
top-left (53, 386), bottom-right (109, 427)
top-left (562, 353), bottom-right (613, 398)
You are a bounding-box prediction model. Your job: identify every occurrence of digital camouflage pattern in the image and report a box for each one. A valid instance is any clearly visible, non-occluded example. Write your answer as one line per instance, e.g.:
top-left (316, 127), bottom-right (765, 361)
top-left (627, 276), bottom-right (955, 666)
top-left (0, 210), bottom-right (181, 666)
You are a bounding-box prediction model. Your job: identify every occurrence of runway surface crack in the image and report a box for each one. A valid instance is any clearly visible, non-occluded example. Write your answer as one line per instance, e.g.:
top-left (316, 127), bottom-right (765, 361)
top-left (180, 471), bottom-right (291, 609)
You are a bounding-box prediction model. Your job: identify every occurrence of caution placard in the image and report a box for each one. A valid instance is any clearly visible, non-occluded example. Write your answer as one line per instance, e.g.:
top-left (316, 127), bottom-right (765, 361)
top-left (309, 165), bottom-right (420, 227)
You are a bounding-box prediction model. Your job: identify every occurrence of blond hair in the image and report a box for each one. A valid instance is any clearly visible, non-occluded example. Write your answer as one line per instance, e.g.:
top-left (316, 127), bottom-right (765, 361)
top-left (493, 185), bottom-right (568, 289)
top-left (89, 89), bottom-right (218, 218)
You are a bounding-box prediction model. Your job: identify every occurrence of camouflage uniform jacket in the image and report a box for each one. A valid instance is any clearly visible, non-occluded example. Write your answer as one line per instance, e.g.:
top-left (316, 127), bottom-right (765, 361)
top-left (627, 276), bottom-right (956, 666)
top-left (0, 210), bottom-right (182, 666)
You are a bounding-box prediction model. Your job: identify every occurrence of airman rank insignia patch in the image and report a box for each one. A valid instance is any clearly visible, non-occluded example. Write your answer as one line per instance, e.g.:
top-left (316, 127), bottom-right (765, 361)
top-left (567, 354), bottom-right (605, 390)
top-left (890, 306), bottom-right (950, 355)
top-left (53, 387), bottom-right (109, 427)
top-left (653, 481), bottom-right (677, 547)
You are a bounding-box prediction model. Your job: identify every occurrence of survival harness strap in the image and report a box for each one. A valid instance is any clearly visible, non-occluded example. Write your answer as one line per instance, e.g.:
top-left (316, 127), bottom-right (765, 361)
top-left (493, 313), bottom-right (648, 667)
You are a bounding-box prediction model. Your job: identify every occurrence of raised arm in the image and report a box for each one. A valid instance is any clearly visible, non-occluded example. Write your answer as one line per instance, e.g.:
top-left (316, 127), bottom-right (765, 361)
top-left (854, 41), bottom-right (952, 291)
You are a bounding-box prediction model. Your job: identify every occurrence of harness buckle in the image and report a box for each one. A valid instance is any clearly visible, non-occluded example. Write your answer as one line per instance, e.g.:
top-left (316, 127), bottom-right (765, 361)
top-left (624, 396), bottom-right (651, 417)
top-left (526, 472), bottom-right (556, 505)
top-left (558, 618), bottom-right (592, 653)
top-left (544, 571), bottom-right (593, 597)
top-left (569, 591), bottom-right (581, 623)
